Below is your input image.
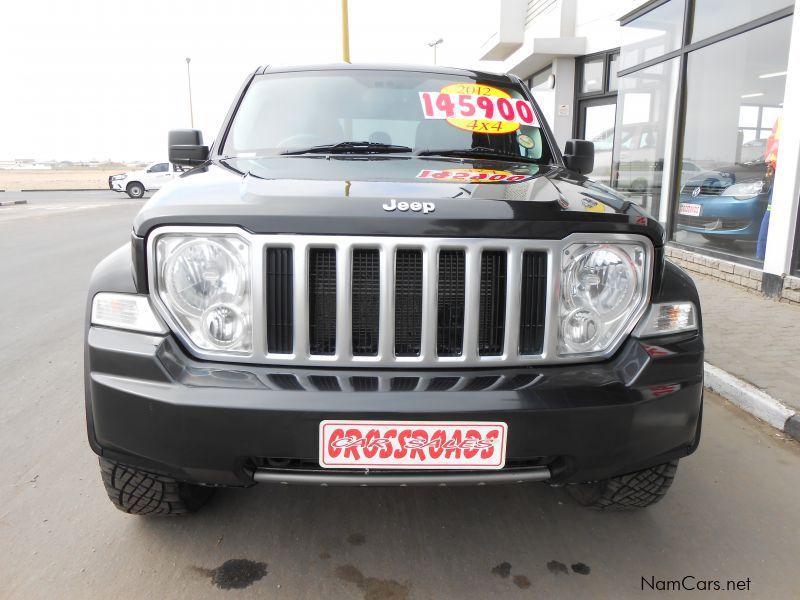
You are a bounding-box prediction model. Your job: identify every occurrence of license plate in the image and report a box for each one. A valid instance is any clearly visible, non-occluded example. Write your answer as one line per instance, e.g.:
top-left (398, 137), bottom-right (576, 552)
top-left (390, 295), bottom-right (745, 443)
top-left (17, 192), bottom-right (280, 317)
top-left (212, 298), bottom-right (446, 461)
top-left (679, 202), bottom-right (702, 216)
top-left (319, 421), bottom-right (507, 470)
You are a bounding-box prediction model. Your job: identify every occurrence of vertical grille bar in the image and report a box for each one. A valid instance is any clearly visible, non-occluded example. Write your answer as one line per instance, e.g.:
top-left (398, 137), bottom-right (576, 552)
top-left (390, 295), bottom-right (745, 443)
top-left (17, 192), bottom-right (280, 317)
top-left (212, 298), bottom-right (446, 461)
top-left (519, 251), bottom-right (548, 355)
top-left (478, 251), bottom-right (507, 356)
top-left (292, 243), bottom-right (309, 358)
top-left (308, 248), bottom-right (337, 355)
top-left (351, 249), bottom-right (380, 356)
top-left (419, 247), bottom-right (437, 360)
top-left (266, 248), bottom-right (293, 353)
top-left (462, 248), bottom-right (482, 360)
top-left (503, 249), bottom-right (522, 357)
top-left (394, 249), bottom-right (423, 356)
top-left (378, 247), bottom-right (395, 360)
top-left (336, 242), bottom-right (353, 360)
top-left (335, 244), bottom-right (352, 359)
top-left (436, 250), bottom-right (465, 357)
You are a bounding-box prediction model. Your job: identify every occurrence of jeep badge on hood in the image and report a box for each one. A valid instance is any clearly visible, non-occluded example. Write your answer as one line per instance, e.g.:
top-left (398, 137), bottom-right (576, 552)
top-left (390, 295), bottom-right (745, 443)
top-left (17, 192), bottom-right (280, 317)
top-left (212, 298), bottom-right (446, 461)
top-left (383, 199), bottom-right (436, 214)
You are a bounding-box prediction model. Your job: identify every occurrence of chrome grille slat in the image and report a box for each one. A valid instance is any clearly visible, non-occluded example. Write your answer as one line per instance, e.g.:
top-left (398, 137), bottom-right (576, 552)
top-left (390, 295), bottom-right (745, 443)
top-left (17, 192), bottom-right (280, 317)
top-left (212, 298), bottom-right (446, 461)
top-left (291, 243), bottom-right (309, 359)
top-left (378, 246), bottom-right (395, 361)
top-left (503, 249), bottom-right (522, 357)
top-left (462, 247), bottom-right (483, 362)
top-left (335, 243), bottom-right (352, 360)
top-left (419, 246), bottom-right (437, 361)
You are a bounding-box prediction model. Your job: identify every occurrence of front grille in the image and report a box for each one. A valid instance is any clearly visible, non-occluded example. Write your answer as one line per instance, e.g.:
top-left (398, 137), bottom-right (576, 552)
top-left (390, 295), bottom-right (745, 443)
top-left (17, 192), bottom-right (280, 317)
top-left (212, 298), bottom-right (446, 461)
top-left (308, 248), bottom-right (337, 355)
top-left (351, 249), bottom-right (380, 356)
top-left (258, 236), bottom-right (555, 366)
top-left (478, 251), bottom-right (507, 356)
top-left (394, 250), bottom-right (423, 356)
top-left (265, 248), bottom-right (293, 353)
top-left (437, 250), bottom-right (466, 357)
top-left (519, 252), bottom-right (547, 354)
top-left (680, 184), bottom-right (725, 196)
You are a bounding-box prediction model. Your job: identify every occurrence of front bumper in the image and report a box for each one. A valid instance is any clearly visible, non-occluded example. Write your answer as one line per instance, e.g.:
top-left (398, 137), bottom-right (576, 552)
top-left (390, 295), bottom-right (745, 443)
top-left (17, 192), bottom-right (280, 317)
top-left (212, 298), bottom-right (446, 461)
top-left (110, 180), bottom-right (126, 192)
top-left (85, 327), bottom-right (703, 487)
top-left (676, 194), bottom-right (767, 239)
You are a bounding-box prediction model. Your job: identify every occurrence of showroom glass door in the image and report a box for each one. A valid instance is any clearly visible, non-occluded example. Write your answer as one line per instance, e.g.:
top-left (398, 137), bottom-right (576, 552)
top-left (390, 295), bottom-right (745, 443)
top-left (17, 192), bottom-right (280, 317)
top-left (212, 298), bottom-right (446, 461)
top-left (577, 97), bottom-right (617, 186)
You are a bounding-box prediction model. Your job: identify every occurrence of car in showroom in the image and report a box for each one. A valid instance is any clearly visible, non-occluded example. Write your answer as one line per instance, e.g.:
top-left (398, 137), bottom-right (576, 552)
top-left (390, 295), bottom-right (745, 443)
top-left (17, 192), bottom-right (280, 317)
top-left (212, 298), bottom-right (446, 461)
top-left (85, 64), bottom-right (703, 516)
top-left (676, 160), bottom-right (770, 243)
top-left (108, 161), bottom-right (186, 198)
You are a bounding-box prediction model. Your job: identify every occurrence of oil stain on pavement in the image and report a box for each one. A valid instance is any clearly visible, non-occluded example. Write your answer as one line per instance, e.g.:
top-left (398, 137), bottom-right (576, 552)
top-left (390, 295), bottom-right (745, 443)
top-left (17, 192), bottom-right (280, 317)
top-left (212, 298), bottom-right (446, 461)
top-left (193, 559), bottom-right (268, 590)
top-left (572, 562), bottom-right (591, 575)
top-left (513, 574), bottom-right (532, 589)
top-left (547, 560), bottom-right (570, 575)
top-left (335, 564), bottom-right (410, 600)
top-left (491, 562), bottom-right (512, 578)
top-left (347, 532), bottom-right (367, 546)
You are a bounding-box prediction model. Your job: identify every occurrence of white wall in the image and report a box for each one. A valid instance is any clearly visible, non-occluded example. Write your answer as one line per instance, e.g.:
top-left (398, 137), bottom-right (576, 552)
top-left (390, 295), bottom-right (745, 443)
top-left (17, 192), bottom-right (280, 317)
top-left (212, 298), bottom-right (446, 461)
top-left (574, 0), bottom-right (650, 53)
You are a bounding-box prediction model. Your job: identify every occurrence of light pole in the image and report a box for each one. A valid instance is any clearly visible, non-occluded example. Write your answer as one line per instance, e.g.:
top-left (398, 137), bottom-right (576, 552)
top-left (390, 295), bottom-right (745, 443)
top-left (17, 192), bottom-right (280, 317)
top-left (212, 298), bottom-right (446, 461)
top-left (427, 38), bottom-right (443, 65)
top-left (185, 57), bottom-right (194, 128)
top-left (341, 0), bottom-right (351, 63)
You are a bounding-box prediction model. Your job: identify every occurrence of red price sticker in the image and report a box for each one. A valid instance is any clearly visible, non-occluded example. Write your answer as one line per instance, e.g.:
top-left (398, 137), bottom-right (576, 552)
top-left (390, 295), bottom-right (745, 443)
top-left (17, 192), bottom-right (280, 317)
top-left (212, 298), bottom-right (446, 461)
top-left (417, 168), bottom-right (531, 183)
top-left (419, 84), bottom-right (537, 134)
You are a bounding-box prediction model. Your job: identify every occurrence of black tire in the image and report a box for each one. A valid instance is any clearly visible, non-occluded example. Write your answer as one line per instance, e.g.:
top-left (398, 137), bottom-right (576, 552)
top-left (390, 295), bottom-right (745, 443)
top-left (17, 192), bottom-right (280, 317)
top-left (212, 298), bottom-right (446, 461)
top-left (126, 182), bottom-right (145, 199)
top-left (566, 460), bottom-right (679, 511)
top-left (99, 457), bottom-right (214, 516)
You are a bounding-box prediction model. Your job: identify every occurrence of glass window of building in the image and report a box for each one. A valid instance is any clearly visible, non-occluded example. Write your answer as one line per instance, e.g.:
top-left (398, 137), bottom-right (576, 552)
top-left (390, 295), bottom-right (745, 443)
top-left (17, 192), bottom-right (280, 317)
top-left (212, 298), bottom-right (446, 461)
top-left (611, 57), bottom-right (681, 221)
top-left (529, 66), bottom-right (555, 129)
top-left (620, 0), bottom-right (685, 70)
top-left (580, 58), bottom-right (604, 94)
top-left (691, 0), bottom-right (793, 42)
top-left (607, 53), bottom-right (620, 92)
top-left (672, 16), bottom-right (792, 265)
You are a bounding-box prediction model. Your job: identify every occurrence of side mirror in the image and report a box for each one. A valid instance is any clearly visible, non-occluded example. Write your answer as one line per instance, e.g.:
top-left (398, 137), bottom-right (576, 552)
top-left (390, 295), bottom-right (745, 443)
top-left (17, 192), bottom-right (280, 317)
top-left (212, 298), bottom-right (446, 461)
top-left (168, 129), bottom-right (209, 166)
top-left (563, 139), bottom-right (594, 175)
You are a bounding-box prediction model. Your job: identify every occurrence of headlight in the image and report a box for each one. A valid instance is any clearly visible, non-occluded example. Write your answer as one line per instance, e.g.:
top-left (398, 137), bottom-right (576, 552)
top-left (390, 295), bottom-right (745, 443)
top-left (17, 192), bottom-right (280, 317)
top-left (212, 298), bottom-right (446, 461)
top-left (559, 242), bottom-right (648, 355)
top-left (111, 174), bottom-right (127, 180)
top-left (154, 233), bottom-right (252, 352)
top-left (721, 180), bottom-right (763, 199)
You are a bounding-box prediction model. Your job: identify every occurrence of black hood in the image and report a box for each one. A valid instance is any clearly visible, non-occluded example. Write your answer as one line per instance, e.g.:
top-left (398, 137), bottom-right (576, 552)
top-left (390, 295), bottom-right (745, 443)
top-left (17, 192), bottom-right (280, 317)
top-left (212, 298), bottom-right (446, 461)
top-left (132, 156), bottom-right (664, 245)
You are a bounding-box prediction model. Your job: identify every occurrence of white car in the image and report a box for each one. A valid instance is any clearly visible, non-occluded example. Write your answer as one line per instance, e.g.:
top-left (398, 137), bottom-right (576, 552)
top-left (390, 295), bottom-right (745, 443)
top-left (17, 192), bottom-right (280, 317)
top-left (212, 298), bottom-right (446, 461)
top-left (108, 162), bottom-right (186, 198)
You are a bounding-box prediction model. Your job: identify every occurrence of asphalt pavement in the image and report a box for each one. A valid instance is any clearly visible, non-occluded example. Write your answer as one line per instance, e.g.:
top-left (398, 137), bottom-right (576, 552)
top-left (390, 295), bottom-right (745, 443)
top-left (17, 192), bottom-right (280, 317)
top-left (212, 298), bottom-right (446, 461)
top-left (1, 192), bottom-right (799, 599)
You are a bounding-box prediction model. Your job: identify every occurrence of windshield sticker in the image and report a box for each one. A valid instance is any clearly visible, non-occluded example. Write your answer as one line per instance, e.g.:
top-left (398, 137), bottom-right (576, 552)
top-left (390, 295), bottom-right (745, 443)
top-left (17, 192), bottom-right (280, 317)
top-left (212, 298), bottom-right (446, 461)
top-left (419, 84), bottom-right (538, 135)
top-left (517, 134), bottom-right (535, 149)
top-left (416, 168), bottom-right (532, 183)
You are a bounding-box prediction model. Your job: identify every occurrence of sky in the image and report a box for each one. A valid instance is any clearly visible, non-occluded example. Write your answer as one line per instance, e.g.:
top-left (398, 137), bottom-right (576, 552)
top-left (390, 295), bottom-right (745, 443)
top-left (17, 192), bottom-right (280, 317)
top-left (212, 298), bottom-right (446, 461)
top-left (0, 0), bottom-right (495, 162)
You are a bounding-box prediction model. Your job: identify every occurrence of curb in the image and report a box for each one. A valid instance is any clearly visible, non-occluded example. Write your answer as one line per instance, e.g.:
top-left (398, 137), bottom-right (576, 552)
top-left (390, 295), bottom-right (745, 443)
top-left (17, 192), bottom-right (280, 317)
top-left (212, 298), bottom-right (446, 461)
top-left (20, 188), bottom-right (107, 192)
top-left (704, 361), bottom-right (798, 441)
top-left (0, 199), bottom-right (27, 207)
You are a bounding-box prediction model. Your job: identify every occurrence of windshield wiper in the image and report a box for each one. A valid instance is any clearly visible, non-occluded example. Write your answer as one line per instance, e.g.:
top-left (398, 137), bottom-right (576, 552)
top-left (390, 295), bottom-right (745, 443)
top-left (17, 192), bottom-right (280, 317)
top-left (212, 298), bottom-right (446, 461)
top-left (282, 141), bottom-right (412, 156)
top-left (416, 146), bottom-right (537, 163)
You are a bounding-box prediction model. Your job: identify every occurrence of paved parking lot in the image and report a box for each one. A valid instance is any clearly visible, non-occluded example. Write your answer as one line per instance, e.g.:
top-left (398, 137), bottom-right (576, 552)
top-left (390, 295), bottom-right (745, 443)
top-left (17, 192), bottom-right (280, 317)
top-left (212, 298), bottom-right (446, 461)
top-left (1, 192), bottom-right (798, 599)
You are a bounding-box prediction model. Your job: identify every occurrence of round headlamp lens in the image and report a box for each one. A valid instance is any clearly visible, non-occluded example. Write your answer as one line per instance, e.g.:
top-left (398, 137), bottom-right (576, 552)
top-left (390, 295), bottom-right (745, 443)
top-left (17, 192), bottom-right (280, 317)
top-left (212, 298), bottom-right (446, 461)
top-left (163, 239), bottom-right (245, 316)
top-left (202, 303), bottom-right (246, 347)
top-left (562, 308), bottom-right (602, 350)
top-left (564, 246), bottom-right (635, 317)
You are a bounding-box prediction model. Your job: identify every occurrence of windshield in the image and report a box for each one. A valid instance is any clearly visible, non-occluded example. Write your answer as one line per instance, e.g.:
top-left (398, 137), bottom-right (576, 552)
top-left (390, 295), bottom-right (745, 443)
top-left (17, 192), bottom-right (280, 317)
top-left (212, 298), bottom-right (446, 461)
top-left (223, 69), bottom-right (554, 164)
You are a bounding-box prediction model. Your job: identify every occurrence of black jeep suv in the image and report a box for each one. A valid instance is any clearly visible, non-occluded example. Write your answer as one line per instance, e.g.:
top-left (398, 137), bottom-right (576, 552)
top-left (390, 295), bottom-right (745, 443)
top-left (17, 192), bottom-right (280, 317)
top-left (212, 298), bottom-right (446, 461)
top-left (85, 64), bottom-right (703, 515)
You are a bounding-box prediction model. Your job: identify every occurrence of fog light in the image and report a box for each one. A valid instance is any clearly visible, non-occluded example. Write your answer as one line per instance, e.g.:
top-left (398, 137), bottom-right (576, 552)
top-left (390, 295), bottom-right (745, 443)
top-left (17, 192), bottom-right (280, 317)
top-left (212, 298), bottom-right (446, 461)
top-left (561, 308), bottom-right (602, 351)
top-left (202, 303), bottom-right (246, 347)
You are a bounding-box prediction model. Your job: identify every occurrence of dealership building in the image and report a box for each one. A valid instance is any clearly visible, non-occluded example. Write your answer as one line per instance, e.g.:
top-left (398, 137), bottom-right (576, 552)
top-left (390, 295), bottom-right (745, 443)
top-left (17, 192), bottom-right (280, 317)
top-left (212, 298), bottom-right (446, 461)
top-left (476, 0), bottom-right (800, 303)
